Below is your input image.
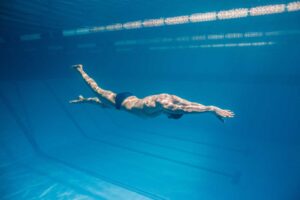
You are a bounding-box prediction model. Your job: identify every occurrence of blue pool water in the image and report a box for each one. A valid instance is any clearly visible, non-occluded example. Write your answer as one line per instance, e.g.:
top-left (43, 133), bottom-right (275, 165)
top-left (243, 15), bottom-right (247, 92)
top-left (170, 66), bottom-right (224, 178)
top-left (0, 1), bottom-right (300, 199)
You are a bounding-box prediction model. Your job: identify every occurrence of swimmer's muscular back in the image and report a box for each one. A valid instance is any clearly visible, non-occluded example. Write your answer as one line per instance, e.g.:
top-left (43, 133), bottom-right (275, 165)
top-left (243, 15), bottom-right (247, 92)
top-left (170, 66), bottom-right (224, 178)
top-left (122, 95), bottom-right (163, 117)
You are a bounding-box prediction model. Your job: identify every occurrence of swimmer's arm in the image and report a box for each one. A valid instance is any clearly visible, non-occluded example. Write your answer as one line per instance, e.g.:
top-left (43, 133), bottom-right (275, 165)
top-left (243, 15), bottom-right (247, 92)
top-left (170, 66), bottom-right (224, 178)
top-left (69, 95), bottom-right (108, 107)
top-left (165, 104), bottom-right (234, 119)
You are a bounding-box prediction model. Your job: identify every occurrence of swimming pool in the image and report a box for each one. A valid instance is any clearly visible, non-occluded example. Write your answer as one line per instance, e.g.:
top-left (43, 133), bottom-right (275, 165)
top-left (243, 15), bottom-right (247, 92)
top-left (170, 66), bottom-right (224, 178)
top-left (0, 1), bottom-right (300, 199)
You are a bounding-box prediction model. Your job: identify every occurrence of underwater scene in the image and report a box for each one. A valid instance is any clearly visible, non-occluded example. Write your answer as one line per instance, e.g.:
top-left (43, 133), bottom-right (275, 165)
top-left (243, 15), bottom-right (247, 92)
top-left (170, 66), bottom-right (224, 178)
top-left (0, 1), bottom-right (300, 199)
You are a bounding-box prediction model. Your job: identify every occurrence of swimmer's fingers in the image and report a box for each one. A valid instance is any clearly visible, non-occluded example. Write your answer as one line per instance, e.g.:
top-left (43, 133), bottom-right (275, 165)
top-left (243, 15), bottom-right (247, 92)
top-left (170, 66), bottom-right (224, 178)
top-left (216, 109), bottom-right (235, 119)
top-left (223, 110), bottom-right (235, 118)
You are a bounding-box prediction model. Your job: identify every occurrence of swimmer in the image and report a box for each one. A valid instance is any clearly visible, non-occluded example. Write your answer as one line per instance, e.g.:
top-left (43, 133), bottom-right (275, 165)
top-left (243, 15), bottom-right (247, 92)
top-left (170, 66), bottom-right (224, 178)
top-left (70, 64), bottom-right (234, 122)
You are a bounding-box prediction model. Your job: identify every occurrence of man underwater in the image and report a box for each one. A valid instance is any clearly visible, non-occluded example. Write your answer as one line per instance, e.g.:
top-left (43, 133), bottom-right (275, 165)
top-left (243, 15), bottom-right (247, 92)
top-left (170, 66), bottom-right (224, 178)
top-left (70, 64), bottom-right (234, 121)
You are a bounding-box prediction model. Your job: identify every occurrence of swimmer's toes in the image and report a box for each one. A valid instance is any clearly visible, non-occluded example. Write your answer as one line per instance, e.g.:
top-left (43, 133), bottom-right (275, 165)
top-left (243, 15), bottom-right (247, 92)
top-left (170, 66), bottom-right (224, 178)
top-left (72, 64), bottom-right (83, 70)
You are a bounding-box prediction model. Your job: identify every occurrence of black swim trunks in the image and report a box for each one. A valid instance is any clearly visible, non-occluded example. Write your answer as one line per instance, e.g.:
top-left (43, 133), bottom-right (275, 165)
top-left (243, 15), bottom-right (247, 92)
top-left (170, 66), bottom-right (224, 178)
top-left (115, 92), bottom-right (134, 110)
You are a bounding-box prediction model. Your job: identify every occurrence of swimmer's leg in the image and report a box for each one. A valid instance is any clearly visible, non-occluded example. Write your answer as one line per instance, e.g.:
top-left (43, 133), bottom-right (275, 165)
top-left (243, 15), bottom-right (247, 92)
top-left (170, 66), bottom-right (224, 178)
top-left (72, 64), bottom-right (116, 107)
top-left (70, 95), bottom-right (100, 104)
top-left (70, 95), bottom-right (110, 107)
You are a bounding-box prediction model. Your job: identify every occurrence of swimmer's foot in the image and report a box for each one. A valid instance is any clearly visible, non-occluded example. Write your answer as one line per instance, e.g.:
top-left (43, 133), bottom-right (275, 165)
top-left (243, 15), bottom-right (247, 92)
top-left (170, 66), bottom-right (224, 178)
top-left (69, 95), bottom-right (85, 103)
top-left (72, 64), bottom-right (83, 70)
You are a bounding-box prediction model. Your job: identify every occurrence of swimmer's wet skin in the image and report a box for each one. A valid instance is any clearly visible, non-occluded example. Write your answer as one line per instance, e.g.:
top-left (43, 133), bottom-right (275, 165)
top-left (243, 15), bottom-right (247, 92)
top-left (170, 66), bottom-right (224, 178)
top-left (70, 64), bottom-right (234, 122)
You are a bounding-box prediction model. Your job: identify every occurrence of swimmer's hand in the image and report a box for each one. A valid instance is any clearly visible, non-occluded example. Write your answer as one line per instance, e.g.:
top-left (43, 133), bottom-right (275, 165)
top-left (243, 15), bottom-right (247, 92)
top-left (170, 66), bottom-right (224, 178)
top-left (211, 106), bottom-right (235, 122)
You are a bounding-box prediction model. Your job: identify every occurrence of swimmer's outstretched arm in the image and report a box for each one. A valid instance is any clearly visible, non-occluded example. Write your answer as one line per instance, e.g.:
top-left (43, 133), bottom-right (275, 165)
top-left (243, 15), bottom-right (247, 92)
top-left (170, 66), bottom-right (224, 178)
top-left (158, 96), bottom-right (234, 121)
